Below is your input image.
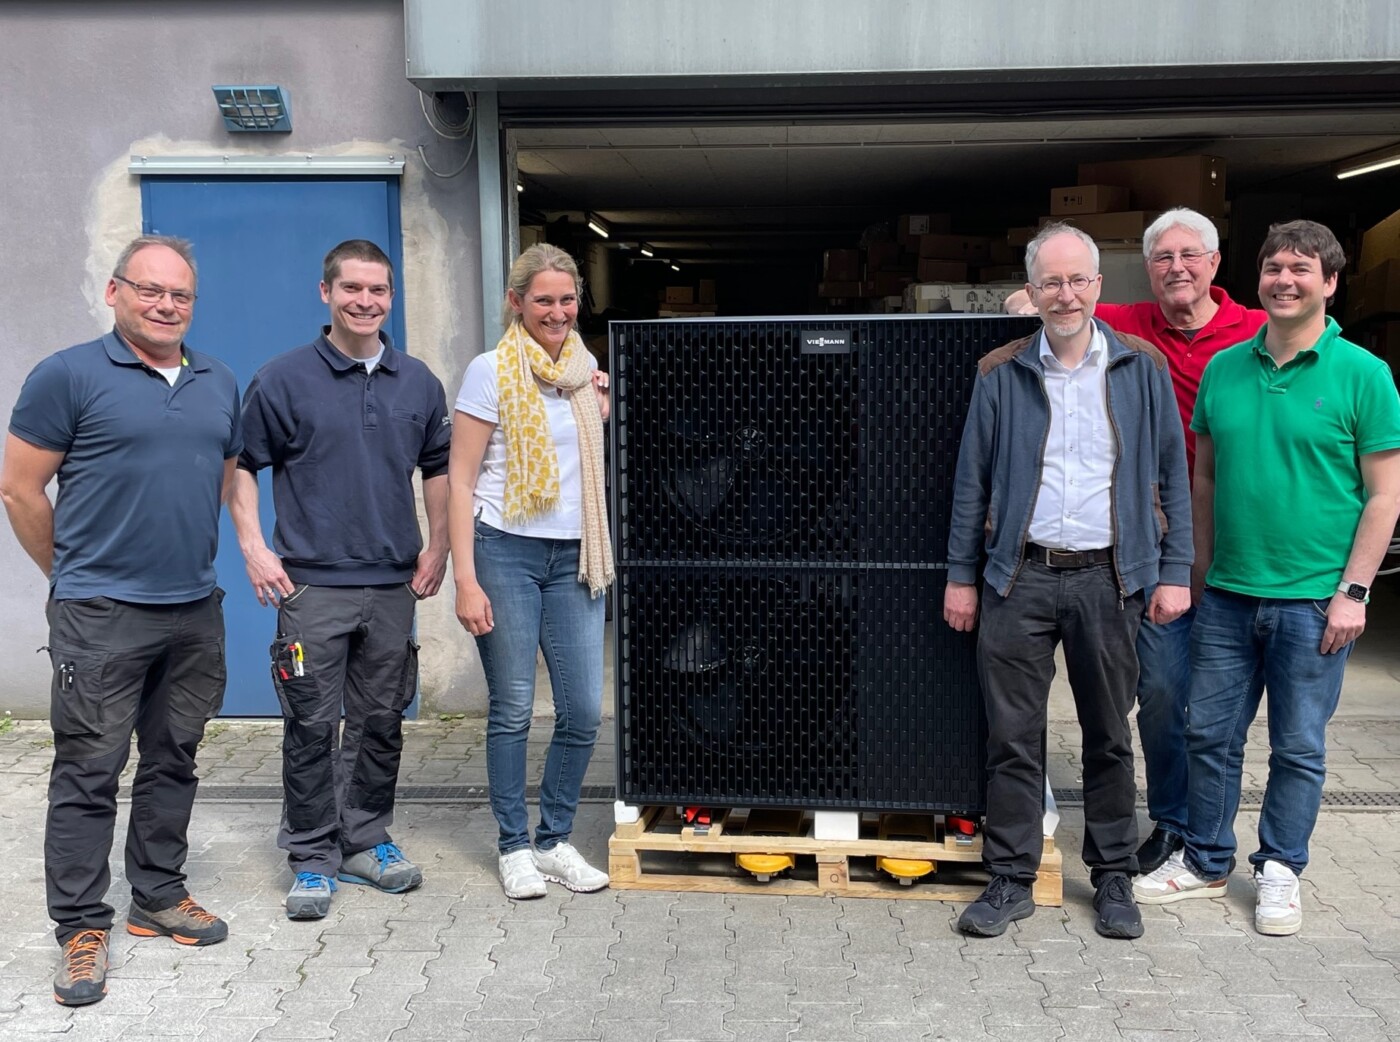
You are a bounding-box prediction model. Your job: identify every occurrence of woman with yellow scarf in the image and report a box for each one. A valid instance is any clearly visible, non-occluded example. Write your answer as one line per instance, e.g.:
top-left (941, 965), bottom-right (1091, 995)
top-left (448, 244), bottom-right (613, 899)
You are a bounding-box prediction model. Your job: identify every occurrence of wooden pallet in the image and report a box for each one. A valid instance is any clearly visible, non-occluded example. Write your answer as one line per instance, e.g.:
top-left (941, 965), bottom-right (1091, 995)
top-left (609, 806), bottom-right (1062, 906)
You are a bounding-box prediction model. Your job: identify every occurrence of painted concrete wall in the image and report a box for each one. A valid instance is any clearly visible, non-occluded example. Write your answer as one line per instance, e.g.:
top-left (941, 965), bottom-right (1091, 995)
top-left (407, 0), bottom-right (1400, 86)
top-left (0, 0), bottom-right (490, 716)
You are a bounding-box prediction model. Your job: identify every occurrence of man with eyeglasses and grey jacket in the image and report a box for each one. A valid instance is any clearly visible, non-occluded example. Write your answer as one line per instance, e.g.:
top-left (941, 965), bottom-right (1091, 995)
top-left (947, 223), bottom-right (1193, 940)
top-left (1006, 209), bottom-right (1266, 877)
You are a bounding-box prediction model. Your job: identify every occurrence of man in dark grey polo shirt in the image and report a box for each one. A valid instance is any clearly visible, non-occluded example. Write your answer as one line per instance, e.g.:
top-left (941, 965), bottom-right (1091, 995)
top-left (1, 236), bottom-right (241, 1007)
top-left (229, 240), bottom-right (450, 921)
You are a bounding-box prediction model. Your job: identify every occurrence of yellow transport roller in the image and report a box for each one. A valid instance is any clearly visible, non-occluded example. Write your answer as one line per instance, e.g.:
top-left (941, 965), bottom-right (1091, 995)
top-left (876, 814), bottom-right (937, 884)
top-left (735, 810), bottom-right (802, 882)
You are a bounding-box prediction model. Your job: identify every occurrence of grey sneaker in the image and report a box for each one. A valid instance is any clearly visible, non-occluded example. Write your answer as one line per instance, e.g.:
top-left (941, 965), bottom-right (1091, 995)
top-left (126, 896), bottom-right (228, 946)
top-left (54, 929), bottom-right (109, 1007)
top-left (533, 842), bottom-right (610, 893)
top-left (286, 872), bottom-right (337, 920)
top-left (499, 849), bottom-right (547, 899)
top-left (338, 843), bottom-right (423, 894)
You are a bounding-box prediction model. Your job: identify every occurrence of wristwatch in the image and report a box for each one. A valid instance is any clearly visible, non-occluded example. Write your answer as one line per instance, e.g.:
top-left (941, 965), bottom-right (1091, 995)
top-left (1336, 580), bottom-right (1370, 603)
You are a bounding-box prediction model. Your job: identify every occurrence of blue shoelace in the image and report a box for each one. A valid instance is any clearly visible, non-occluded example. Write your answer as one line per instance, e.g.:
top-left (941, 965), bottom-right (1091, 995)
top-left (374, 843), bottom-right (407, 868)
top-left (294, 872), bottom-right (337, 892)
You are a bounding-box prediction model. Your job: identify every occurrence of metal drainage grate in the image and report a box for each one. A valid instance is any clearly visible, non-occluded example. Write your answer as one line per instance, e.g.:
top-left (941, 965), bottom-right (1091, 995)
top-left (186, 785), bottom-right (1400, 811)
top-left (192, 784), bottom-right (618, 803)
top-left (1052, 788), bottom-right (1400, 811)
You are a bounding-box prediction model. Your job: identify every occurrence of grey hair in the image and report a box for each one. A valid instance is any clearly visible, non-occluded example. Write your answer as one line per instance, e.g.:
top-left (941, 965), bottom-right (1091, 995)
top-left (1024, 223), bottom-right (1100, 282)
top-left (500, 243), bottom-right (582, 329)
top-left (1142, 208), bottom-right (1220, 259)
top-left (113, 235), bottom-right (198, 288)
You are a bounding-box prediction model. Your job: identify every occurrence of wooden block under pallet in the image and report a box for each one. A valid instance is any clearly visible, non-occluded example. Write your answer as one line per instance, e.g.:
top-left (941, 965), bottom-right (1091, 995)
top-left (608, 807), bottom-right (1062, 906)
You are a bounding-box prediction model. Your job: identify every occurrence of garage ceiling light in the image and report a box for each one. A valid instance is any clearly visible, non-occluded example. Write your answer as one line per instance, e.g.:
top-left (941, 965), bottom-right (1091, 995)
top-left (586, 213), bottom-right (610, 239)
top-left (639, 244), bottom-right (654, 257)
top-left (670, 263), bottom-right (681, 272)
top-left (212, 85), bottom-right (292, 132)
top-left (1335, 142), bottom-right (1400, 180)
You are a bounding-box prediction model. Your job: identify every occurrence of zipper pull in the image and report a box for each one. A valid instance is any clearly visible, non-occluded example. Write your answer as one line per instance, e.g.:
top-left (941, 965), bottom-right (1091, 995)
top-left (1118, 592), bottom-right (1125, 612)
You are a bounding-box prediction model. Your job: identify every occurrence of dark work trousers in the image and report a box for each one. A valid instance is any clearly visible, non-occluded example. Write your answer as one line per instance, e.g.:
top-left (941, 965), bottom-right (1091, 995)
top-left (44, 592), bottom-right (227, 944)
top-left (272, 584), bottom-right (418, 875)
top-left (977, 560), bottom-right (1143, 885)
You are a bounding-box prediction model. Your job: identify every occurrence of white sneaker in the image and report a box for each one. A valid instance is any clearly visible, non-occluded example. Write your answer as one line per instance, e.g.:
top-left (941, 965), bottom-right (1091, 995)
top-left (498, 849), bottom-right (546, 899)
top-left (533, 842), bottom-right (610, 893)
top-left (1132, 850), bottom-right (1228, 905)
top-left (1254, 860), bottom-right (1302, 936)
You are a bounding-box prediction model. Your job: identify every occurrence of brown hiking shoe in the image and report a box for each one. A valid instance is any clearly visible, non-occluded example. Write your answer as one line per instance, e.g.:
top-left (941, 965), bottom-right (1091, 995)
top-left (54, 929), bottom-right (109, 1006)
top-left (126, 896), bottom-right (228, 946)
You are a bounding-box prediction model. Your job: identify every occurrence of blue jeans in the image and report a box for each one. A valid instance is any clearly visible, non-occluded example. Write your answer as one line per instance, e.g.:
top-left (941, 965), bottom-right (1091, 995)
top-left (1183, 588), bottom-right (1350, 879)
top-left (1135, 588), bottom-right (1195, 835)
top-left (473, 521), bottom-right (605, 855)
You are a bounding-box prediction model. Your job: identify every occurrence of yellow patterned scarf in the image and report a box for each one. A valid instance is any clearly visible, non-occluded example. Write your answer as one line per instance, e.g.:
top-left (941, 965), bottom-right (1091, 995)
top-left (496, 321), bottom-right (614, 596)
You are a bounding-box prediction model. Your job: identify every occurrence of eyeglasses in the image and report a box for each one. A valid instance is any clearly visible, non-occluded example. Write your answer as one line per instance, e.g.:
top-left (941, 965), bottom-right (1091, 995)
top-left (1031, 274), bottom-right (1097, 295)
top-left (1148, 250), bottom-right (1214, 268)
top-left (114, 275), bottom-right (197, 308)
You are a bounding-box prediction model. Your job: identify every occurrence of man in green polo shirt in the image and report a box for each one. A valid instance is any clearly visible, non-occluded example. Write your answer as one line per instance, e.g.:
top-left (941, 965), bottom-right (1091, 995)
top-left (1135, 220), bottom-right (1400, 936)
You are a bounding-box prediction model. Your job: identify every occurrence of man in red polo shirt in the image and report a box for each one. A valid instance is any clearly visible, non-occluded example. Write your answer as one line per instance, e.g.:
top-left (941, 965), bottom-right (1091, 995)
top-left (1006, 207), bottom-right (1266, 874)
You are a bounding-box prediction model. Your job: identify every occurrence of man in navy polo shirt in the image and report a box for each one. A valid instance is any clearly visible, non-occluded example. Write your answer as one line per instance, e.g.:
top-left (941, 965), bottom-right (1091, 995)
top-left (229, 240), bottom-right (450, 921)
top-left (1, 236), bottom-right (241, 1006)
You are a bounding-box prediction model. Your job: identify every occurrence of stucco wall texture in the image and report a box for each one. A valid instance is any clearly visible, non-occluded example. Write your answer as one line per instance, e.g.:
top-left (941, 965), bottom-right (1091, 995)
top-left (0, 1), bottom-right (489, 716)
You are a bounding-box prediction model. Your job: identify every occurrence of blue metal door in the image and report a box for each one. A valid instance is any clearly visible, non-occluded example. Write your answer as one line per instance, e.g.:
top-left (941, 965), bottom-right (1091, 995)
top-left (142, 176), bottom-right (406, 715)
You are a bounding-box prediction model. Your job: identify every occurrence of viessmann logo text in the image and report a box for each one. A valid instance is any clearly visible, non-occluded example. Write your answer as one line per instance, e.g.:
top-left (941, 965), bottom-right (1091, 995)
top-left (800, 329), bottom-right (851, 354)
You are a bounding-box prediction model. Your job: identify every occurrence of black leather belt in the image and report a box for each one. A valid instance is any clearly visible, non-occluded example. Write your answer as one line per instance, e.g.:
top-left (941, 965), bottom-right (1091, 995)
top-left (1025, 543), bottom-right (1113, 569)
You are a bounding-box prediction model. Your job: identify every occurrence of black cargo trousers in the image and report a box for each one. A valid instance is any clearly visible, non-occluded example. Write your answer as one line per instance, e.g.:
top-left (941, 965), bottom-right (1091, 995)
top-left (271, 583), bottom-right (419, 875)
top-left (43, 592), bottom-right (227, 944)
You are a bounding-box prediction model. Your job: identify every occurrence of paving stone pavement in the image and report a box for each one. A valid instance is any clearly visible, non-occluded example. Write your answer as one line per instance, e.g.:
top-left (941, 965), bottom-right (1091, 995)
top-left (0, 710), bottom-right (1396, 1040)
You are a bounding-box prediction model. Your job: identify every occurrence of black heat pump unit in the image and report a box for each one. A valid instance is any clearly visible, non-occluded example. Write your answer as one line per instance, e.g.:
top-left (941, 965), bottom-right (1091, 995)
top-left (610, 315), bottom-right (1039, 812)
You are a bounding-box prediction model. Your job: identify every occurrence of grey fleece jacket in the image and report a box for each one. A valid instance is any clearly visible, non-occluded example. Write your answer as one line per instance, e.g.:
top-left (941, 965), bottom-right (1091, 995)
top-left (946, 318), bottom-right (1192, 598)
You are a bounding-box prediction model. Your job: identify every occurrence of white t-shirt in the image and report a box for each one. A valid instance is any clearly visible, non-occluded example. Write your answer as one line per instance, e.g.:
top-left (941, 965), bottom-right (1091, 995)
top-left (455, 349), bottom-right (597, 539)
top-left (153, 365), bottom-right (182, 386)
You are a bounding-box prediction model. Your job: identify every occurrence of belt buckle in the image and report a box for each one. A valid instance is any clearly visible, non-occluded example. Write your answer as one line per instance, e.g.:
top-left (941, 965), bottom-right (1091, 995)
top-left (1045, 547), bottom-right (1075, 567)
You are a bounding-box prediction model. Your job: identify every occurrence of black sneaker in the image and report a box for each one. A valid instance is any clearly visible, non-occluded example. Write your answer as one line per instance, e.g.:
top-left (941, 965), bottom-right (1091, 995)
top-left (1135, 827), bottom-right (1184, 876)
top-left (958, 875), bottom-right (1035, 936)
top-left (1094, 872), bottom-right (1144, 939)
top-left (127, 896), bottom-right (228, 946)
top-left (54, 929), bottom-right (109, 1007)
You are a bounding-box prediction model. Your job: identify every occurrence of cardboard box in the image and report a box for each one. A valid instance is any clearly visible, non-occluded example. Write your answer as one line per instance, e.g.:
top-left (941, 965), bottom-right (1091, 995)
top-left (1059, 210), bottom-right (1159, 241)
top-left (977, 265), bottom-right (1026, 283)
top-left (903, 282), bottom-right (1021, 314)
top-left (698, 279), bottom-right (716, 305)
top-left (818, 280), bottom-right (874, 299)
top-left (916, 258), bottom-right (969, 282)
top-left (822, 249), bottom-right (861, 281)
top-left (1097, 246), bottom-right (1153, 304)
top-left (1051, 184), bottom-right (1131, 216)
top-left (1344, 259), bottom-right (1400, 325)
top-left (872, 270), bottom-right (915, 297)
top-left (871, 294), bottom-right (905, 314)
top-left (865, 241), bottom-right (903, 273)
top-left (989, 240), bottom-right (1019, 266)
top-left (1359, 208), bottom-right (1400, 275)
top-left (917, 234), bottom-right (994, 262)
top-left (1076, 155), bottom-right (1226, 219)
top-left (662, 286), bottom-right (694, 304)
top-left (897, 213), bottom-right (951, 246)
top-left (1007, 226), bottom-right (1038, 247)
top-left (1352, 319), bottom-right (1400, 361)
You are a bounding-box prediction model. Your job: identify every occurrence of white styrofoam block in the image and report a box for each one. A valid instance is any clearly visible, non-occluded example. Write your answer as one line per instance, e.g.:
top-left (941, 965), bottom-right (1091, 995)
top-left (614, 800), bottom-right (640, 825)
top-left (813, 811), bottom-right (860, 841)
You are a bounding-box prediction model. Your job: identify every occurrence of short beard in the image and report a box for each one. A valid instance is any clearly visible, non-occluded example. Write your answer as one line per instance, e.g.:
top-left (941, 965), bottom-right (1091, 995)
top-left (1047, 315), bottom-right (1086, 338)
